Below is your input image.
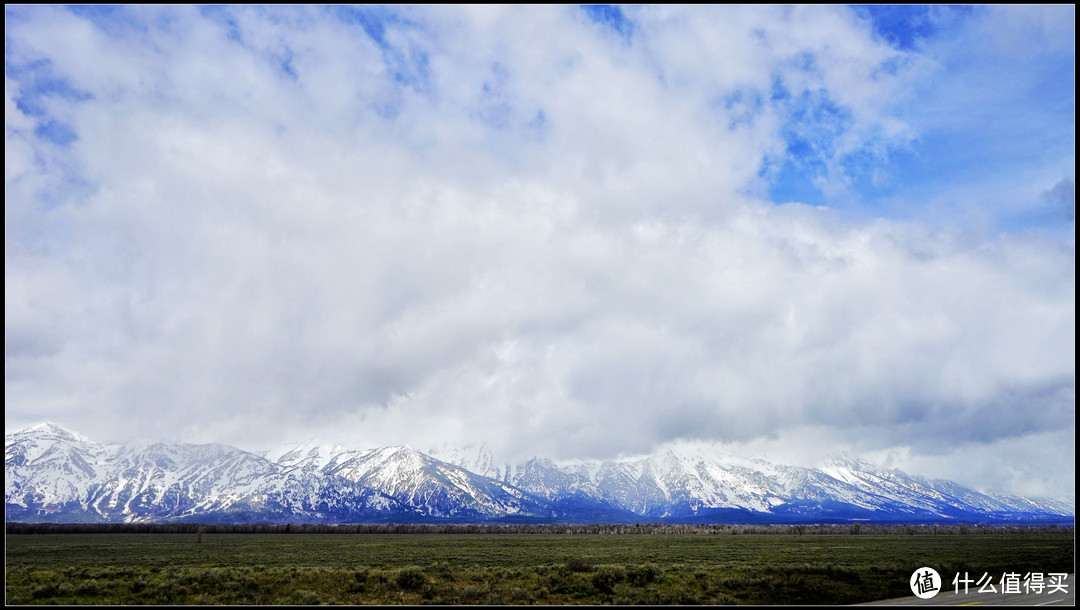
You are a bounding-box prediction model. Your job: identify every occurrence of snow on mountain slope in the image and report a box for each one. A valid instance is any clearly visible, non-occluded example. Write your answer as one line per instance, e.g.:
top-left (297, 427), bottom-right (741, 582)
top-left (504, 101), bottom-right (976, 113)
top-left (6, 423), bottom-right (1073, 523)
top-left (6, 425), bottom-right (406, 523)
top-left (263, 438), bottom-right (368, 474)
top-left (435, 444), bottom-right (1073, 521)
top-left (821, 457), bottom-right (1076, 518)
top-left (6, 422), bottom-right (116, 514)
top-left (328, 445), bottom-right (552, 518)
top-left (426, 442), bottom-right (505, 480)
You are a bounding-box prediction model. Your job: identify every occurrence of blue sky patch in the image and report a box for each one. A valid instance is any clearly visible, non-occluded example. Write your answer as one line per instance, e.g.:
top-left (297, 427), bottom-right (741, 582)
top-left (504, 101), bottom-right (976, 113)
top-left (767, 90), bottom-right (854, 200)
top-left (851, 5), bottom-right (975, 51)
top-left (66, 5), bottom-right (150, 39)
top-left (199, 5), bottom-right (244, 44)
top-left (326, 6), bottom-right (432, 95)
top-left (34, 120), bottom-right (78, 146)
top-left (7, 59), bottom-right (94, 117)
top-left (580, 5), bottom-right (634, 40)
top-left (766, 159), bottom-right (826, 207)
top-left (328, 5), bottom-right (394, 48)
top-left (272, 45), bottom-right (298, 81)
top-left (721, 90), bottom-right (765, 130)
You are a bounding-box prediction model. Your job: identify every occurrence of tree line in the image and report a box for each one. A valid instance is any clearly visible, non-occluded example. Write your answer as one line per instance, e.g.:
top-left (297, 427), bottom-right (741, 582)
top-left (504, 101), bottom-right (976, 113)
top-left (5, 521), bottom-right (1072, 536)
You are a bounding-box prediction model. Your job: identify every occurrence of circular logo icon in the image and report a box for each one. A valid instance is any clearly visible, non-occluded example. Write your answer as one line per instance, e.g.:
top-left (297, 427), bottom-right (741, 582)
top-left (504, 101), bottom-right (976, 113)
top-left (910, 567), bottom-right (941, 599)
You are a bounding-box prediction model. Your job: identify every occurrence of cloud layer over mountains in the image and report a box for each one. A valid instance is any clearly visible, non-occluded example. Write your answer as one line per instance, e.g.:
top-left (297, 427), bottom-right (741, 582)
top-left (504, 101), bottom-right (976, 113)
top-left (5, 6), bottom-right (1075, 499)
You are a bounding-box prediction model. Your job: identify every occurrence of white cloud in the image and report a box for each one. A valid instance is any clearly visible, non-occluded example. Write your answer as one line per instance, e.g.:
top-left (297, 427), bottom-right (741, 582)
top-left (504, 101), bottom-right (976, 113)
top-left (5, 6), bottom-right (1074, 499)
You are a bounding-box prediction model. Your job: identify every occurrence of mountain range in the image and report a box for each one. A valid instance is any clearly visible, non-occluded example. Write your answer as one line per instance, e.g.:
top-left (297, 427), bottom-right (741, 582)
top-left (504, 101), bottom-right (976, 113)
top-left (6, 422), bottom-right (1073, 524)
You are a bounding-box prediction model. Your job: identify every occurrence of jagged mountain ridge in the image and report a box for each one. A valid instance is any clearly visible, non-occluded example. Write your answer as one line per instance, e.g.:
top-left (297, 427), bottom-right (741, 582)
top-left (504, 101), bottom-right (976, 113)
top-left (276, 442), bottom-right (553, 519)
top-left (6, 423), bottom-right (1073, 524)
top-left (426, 444), bottom-right (1074, 521)
top-left (6, 423), bottom-right (410, 523)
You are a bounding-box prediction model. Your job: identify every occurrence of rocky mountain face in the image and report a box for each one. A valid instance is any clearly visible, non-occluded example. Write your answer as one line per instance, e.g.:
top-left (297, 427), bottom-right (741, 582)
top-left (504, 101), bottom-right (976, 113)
top-left (6, 423), bottom-right (1073, 524)
top-left (5, 423), bottom-right (410, 523)
top-left (427, 444), bottom-right (1074, 523)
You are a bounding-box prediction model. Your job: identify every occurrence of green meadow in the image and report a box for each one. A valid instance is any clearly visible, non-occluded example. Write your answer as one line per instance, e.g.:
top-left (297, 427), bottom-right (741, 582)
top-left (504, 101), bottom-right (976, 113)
top-left (5, 531), bottom-right (1073, 604)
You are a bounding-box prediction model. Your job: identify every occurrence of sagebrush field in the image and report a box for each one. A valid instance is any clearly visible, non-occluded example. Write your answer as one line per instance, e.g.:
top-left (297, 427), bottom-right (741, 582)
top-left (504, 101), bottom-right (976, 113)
top-left (5, 529), bottom-right (1073, 604)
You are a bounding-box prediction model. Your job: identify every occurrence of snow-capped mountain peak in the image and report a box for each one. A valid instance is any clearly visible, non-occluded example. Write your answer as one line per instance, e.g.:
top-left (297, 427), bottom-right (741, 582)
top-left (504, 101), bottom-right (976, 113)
top-left (5, 423), bottom-right (1073, 525)
top-left (12, 421), bottom-right (90, 445)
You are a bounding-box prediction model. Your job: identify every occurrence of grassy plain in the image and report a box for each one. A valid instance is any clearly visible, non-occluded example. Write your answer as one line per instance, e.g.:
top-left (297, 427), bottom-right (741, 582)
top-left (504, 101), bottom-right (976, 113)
top-left (5, 532), bottom-right (1074, 604)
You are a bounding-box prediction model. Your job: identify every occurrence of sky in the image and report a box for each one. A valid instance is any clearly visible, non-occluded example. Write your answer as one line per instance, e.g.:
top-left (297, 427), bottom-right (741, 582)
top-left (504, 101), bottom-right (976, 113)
top-left (5, 5), bottom-right (1075, 500)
